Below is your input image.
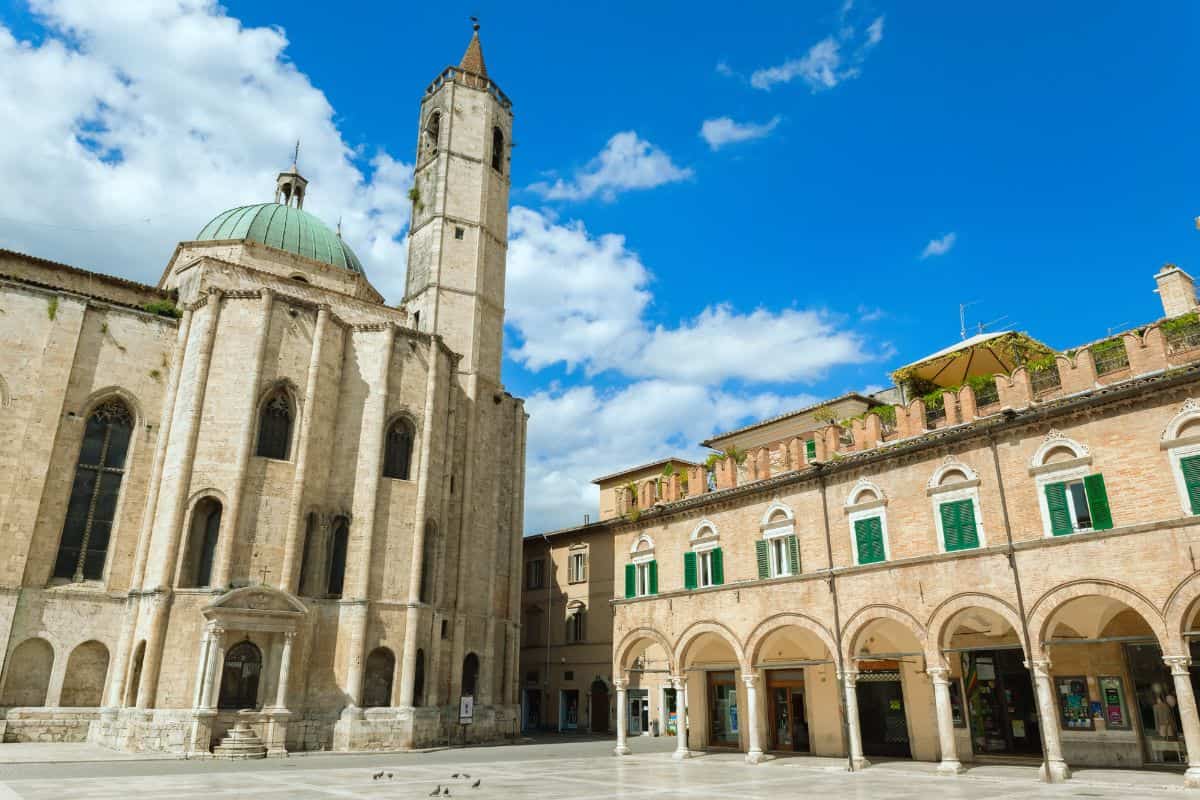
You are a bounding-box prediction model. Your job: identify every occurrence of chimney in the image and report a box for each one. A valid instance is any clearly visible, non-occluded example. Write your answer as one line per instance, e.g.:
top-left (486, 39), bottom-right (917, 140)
top-left (1155, 264), bottom-right (1197, 318)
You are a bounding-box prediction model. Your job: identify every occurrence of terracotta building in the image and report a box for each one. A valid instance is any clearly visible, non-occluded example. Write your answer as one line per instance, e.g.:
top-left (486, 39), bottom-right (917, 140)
top-left (534, 262), bottom-right (1200, 785)
top-left (0, 27), bottom-right (527, 755)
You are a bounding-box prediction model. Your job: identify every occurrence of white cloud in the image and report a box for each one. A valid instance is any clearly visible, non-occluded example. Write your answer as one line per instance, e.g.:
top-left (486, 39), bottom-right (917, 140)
top-left (715, 60), bottom-right (735, 77)
top-left (921, 232), bottom-right (957, 260)
top-left (0, 0), bottom-right (413, 300)
top-left (750, 12), bottom-right (885, 92)
top-left (528, 131), bottom-right (693, 202)
top-left (699, 116), bottom-right (782, 150)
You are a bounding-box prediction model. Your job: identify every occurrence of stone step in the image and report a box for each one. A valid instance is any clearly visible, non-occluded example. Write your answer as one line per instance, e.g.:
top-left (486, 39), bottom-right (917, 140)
top-left (212, 722), bottom-right (267, 760)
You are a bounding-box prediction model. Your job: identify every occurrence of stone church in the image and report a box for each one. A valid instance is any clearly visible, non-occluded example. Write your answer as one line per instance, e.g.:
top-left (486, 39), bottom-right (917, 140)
top-left (0, 27), bottom-right (527, 755)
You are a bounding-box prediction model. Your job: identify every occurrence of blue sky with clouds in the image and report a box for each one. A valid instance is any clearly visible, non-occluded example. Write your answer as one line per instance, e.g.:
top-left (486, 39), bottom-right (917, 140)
top-left (1, 1), bottom-right (1198, 532)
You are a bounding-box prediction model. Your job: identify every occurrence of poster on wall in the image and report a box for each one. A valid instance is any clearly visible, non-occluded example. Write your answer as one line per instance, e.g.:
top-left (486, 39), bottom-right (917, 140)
top-left (1099, 676), bottom-right (1129, 729)
top-left (1055, 676), bottom-right (1094, 730)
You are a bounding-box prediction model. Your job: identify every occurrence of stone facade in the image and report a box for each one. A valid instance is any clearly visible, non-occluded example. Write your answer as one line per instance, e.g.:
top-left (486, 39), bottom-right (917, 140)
top-left (544, 263), bottom-right (1200, 785)
top-left (0, 30), bottom-right (526, 756)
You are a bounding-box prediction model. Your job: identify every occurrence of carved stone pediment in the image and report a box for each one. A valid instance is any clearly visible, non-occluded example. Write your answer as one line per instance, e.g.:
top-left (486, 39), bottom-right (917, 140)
top-left (202, 586), bottom-right (307, 633)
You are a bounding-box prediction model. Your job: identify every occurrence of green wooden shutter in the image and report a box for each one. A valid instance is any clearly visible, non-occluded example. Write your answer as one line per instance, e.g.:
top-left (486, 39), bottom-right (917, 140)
top-left (805, 439), bottom-right (817, 461)
top-left (787, 534), bottom-right (800, 575)
top-left (711, 547), bottom-right (724, 585)
top-left (1044, 482), bottom-right (1074, 536)
top-left (942, 499), bottom-right (979, 551)
top-left (854, 517), bottom-right (886, 564)
top-left (1182, 456), bottom-right (1200, 515)
top-left (624, 564), bottom-right (635, 598)
top-left (755, 540), bottom-right (770, 579)
top-left (648, 560), bottom-right (659, 595)
top-left (1083, 473), bottom-right (1113, 530)
top-left (683, 552), bottom-right (698, 590)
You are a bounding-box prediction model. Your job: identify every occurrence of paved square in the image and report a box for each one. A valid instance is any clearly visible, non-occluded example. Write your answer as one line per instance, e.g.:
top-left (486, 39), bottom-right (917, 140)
top-left (0, 739), bottom-right (1189, 800)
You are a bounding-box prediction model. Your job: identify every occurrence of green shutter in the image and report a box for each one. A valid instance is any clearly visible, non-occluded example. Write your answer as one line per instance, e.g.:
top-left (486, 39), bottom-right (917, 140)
top-left (1084, 473), bottom-right (1113, 531)
top-left (1182, 456), bottom-right (1200, 515)
top-left (1044, 482), bottom-right (1074, 536)
top-left (787, 534), bottom-right (800, 574)
top-left (648, 560), bottom-right (659, 595)
top-left (711, 547), bottom-right (724, 585)
top-left (805, 439), bottom-right (817, 461)
top-left (854, 517), bottom-right (886, 564)
top-left (624, 563), bottom-right (635, 599)
top-left (942, 499), bottom-right (979, 551)
top-left (683, 552), bottom-right (698, 590)
top-left (755, 540), bottom-right (769, 579)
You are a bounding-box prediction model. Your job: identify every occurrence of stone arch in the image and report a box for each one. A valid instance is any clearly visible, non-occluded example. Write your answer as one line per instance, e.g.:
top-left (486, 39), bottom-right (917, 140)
top-left (689, 519), bottom-right (718, 539)
top-left (1028, 579), bottom-right (1169, 657)
top-left (841, 604), bottom-right (927, 660)
top-left (927, 456), bottom-right (980, 489)
top-left (254, 379), bottom-right (300, 461)
top-left (760, 502), bottom-right (794, 526)
top-left (1161, 398), bottom-right (1200, 443)
top-left (363, 646), bottom-right (396, 708)
top-left (846, 478), bottom-right (886, 507)
top-left (925, 592), bottom-right (1024, 664)
top-left (1, 638), bottom-right (54, 706)
top-left (1164, 572), bottom-right (1200, 655)
top-left (1030, 429), bottom-right (1091, 468)
top-left (615, 627), bottom-right (675, 673)
top-left (675, 620), bottom-right (747, 670)
top-left (60, 640), bottom-right (109, 707)
top-left (80, 386), bottom-right (144, 428)
top-left (178, 489), bottom-right (226, 588)
top-left (629, 533), bottom-right (654, 554)
top-left (745, 612), bottom-right (838, 665)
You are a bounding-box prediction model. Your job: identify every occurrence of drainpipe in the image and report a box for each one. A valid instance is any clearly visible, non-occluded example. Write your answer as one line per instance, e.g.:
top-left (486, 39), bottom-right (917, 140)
top-left (986, 422), bottom-right (1056, 782)
top-left (816, 466), bottom-right (854, 773)
top-left (543, 532), bottom-right (553, 732)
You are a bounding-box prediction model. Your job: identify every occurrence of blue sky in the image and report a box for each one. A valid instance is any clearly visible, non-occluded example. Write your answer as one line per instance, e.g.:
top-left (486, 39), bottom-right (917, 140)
top-left (1, 1), bottom-right (1198, 532)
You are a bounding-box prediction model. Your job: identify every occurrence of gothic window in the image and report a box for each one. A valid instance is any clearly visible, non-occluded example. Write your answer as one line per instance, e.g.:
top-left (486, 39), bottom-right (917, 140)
top-left (326, 516), bottom-right (349, 598)
top-left (218, 640), bottom-right (262, 710)
top-left (461, 652), bottom-right (480, 697)
top-left (363, 647), bottom-right (395, 708)
top-left (256, 390), bottom-right (293, 460)
top-left (180, 497), bottom-right (222, 588)
top-left (54, 399), bottom-right (134, 581)
top-left (384, 418), bottom-right (415, 480)
top-left (413, 648), bottom-right (426, 706)
top-left (297, 512), bottom-right (318, 596)
top-left (491, 127), bottom-right (504, 173)
top-left (424, 112), bottom-right (441, 159)
top-left (419, 521), bottom-right (438, 604)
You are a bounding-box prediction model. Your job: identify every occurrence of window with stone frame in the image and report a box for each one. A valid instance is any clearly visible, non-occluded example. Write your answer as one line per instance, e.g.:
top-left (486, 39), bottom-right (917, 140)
top-left (53, 399), bottom-right (134, 582)
top-left (566, 606), bottom-right (586, 643)
top-left (383, 418), bottom-right (415, 480)
top-left (256, 390), bottom-right (293, 460)
top-left (568, 549), bottom-right (587, 583)
top-left (525, 558), bottom-right (545, 590)
top-left (491, 127), bottom-right (504, 173)
top-left (326, 516), bottom-right (349, 598)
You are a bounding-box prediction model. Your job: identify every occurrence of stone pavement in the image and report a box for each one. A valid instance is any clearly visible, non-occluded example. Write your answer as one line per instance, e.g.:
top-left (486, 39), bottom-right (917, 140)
top-left (0, 737), bottom-right (1191, 799)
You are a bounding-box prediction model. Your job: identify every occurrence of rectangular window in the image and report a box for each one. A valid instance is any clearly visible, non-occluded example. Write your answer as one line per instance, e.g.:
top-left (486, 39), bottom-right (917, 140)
top-left (568, 551), bottom-right (587, 583)
top-left (767, 535), bottom-right (799, 577)
top-left (454, 226), bottom-right (465, 240)
top-left (939, 499), bottom-right (980, 551)
top-left (805, 438), bottom-right (817, 461)
top-left (688, 548), bottom-right (725, 589)
top-left (699, 550), bottom-right (713, 587)
top-left (631, 560), bottom-right (657, 597)
top-left (1044, 473), bottom-right (1113, 535)
top-left (566, 612), bottom-right (585, 643)
top-left (1182, 455), bottom-right (1200, 514)
top-left (853, 516), bottom-right (886, 565)
top-left (525, 559), bottom-right (544, 590)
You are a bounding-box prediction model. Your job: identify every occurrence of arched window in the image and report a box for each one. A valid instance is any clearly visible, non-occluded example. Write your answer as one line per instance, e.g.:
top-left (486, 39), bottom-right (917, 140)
top-left (566, 602), bottom-right (586, 643)
top-left (326, 516), bottom-right (349, 598)
top-left (297, 512), bottom-right (318, 596)
top-left (845, 480), bottom-right (890, 566)
top-left (461, 652), bottom-right (480, 697)
top-left (54, 399), bottom-right (134, 581)
top-left (256, 390), bottom-right (293, 460)
top-left (491, 127), bottom-right (504, 173)
top-left (0, 638), bottom-right (54, 706)
top-left (61, 641), bottom-right (109, 707)
top-left (180, 497), bottom-right (222, 587)
top-left (419, 521), bottom-right (437, 603)
top-left (363, 647), bottom-right (395, 708)
top-left (384, 418), bottom-right (415, 480)
top-left (413, 648), bottom-right (426, 707)
top-left (218, 640), bottom-right (262, 710)
top-left (928, 458), bottom-right (985, 552)
top-left (424, 112), bottom-right (441, 158)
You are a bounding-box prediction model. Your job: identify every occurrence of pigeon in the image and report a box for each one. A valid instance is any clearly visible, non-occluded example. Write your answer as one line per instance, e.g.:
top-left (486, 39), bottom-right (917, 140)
top-left (451, 773), bottom-right (460, 779)
top-left (387, 772), bottom-right (394, 779)
top-left (429, 786), bottom-right (441, 797)
top-left (444, 789), bottom-right (452, 797)
top-left (461, 773), bottom-right (470, 779)
top-left (471, 779), bottom-right (481, 789)
top-left (373, 771), bottom-right (384, 780)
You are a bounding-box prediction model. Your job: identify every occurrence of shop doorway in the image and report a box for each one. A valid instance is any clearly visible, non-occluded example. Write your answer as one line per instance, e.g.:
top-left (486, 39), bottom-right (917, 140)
top-left (963, 649), bottom-right (1042, 756)
top-left (522, 688), bottom-right (541, 731)
top-left (707, 671), bottom-right (740, 747)
top-left (855, 661), bottom-right (911, 758)
top-left (766, 669), bottom-right (809, 753)
top-left (590, 680), bottom-right (609, 733)
top-left (1126, 643), bottom-right (1188, 764)
top-left (560, 689), bottom-right (579, 731)
top-left (663, 686), bottom-right (679, 735)
top-left (628, 689), bottom-right (649, 735)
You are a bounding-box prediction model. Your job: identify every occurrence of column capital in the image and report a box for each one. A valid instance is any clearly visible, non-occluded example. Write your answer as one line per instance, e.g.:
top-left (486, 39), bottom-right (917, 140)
top-left (838, 669), bottom-right (860, 686)
top-left (1023, 658), bottom-right (1052, 677)
top-left (670, 675), bottom-right (685, 690)
top-left (926, 666), bottom-right (951, 683)
top-left (208, 623), bottom-right (226, 638)
top-left (282, 630), bottom-right (297, 643)
top-left (740, 671), bottom-right (758, 689)
top-left (1164, 654), bottom-right (1192, 675)
top-left (613, 677), bottom-right (628, 690)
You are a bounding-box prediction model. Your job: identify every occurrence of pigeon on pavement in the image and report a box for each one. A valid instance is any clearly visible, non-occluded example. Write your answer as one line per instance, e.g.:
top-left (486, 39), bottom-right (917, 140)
top-left (471, 779), bottom-right (481, 788)
top-left (373, 771), bottom-right (383, 780)
top-left (429, 786), bottom-right (441, 797)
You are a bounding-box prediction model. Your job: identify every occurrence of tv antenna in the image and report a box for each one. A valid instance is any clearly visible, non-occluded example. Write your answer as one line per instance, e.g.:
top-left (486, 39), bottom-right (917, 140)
top-left (959, 301), bottom-right (979, 340)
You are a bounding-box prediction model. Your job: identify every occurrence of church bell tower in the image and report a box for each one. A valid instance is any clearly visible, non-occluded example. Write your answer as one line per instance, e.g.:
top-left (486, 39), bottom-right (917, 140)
top-left (403, 22), bottom-right (512, 386)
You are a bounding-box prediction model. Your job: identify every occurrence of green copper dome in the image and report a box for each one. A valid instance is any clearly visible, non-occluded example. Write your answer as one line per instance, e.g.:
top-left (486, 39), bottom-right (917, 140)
top-left (195, 203), bottom-right (365, 274)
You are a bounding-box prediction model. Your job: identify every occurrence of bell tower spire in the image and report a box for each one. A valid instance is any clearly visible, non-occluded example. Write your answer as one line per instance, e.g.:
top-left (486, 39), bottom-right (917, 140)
top-left (403, 22), bottom-right (512, 385)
